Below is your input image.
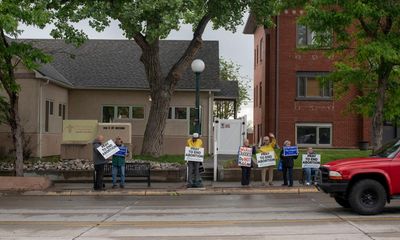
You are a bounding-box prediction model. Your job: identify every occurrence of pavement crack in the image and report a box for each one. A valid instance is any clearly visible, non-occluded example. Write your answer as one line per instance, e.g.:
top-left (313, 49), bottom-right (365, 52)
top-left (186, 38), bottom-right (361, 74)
top-left (71, 199), bottom-right (138, 240)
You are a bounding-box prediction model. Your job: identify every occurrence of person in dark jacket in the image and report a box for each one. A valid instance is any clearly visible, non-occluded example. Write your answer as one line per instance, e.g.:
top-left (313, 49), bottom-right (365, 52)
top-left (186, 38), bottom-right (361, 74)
top-left (93, 135), bottom-right (107, 191)
top-left (240, 139), bottom-right (256, 186)
top-left (280, 140), bottom-right (298, 187)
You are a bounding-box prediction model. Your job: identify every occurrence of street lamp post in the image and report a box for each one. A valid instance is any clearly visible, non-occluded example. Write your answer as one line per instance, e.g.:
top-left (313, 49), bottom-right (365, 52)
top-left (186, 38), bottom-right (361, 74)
top-left (191, 59), bottom-right (205, 135)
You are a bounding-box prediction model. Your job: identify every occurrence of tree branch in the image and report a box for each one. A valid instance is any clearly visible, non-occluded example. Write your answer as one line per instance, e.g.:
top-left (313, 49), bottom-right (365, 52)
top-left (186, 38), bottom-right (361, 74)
top-left (133, 32), bottom-right (149, 50)
top-left (382, 16), bottom-right (393, 35)
top-left (358, 17), bottom-right (377, 39)
top-left (165, 14), bottom-right (212, 87)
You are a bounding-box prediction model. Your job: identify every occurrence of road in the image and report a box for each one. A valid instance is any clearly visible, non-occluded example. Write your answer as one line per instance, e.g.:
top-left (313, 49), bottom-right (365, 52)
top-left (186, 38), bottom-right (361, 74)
top-left (0, 192), bottom-right (400, 239)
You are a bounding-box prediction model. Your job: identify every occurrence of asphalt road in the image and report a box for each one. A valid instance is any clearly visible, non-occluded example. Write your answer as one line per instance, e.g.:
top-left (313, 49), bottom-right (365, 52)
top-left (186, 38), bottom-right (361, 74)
top-left (0, 193), bottom-right (400, 239)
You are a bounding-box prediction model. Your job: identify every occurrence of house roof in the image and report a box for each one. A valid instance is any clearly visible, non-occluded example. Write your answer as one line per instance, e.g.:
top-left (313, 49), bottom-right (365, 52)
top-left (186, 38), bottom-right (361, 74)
top-left (243, 13), bottom-right (257, 34)
top-left (214, 80), bottom-right (239, 100)
top-left (23, 39), bottom-right (221, 91)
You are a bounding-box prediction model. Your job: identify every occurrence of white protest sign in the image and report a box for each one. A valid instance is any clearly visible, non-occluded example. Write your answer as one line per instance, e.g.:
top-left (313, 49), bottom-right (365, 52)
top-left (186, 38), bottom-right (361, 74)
top-left (256, 151), bottom-right (276, 167)
top-left (238, 147), bottom-right (252, 167)
top-left (184, 147), bottom-right (204, 162)
top-left (97, 140), bottom-right (120, 159)
top-left (302, 154), bottom-right (321, 168)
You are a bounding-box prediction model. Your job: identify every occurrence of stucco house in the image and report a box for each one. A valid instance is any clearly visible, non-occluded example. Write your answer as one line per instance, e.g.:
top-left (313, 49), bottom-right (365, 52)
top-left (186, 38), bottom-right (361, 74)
top-left (0, 39), bottom-right (238, 158)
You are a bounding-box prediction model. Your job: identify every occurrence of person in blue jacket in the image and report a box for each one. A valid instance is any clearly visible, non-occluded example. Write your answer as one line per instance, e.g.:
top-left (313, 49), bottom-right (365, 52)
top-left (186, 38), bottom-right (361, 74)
top-left (280, 140), bottom-right (298, 187)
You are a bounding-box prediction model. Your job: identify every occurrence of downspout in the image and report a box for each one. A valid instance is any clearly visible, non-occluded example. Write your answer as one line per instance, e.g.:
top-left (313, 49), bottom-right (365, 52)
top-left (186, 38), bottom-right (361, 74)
top-left (208, 91), bottom-right (213, 155)
top-left (275, 15), bottom-right (280, 140)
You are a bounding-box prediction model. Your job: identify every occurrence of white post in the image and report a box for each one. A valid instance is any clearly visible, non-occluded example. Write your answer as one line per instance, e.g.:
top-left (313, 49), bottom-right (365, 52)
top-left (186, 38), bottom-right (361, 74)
top-left (213, 139), bottom-right (218, 181)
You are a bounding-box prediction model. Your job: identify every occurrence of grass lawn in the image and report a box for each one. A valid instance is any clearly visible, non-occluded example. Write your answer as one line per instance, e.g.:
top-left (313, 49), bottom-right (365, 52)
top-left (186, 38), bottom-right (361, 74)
top-left (224, 149), bottom-right (372, 168)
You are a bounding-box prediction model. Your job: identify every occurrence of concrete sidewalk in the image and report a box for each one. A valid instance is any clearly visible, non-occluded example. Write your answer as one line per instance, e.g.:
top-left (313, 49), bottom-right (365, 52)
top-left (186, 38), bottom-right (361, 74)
top-left (19, 181), bottom-right (319, 196)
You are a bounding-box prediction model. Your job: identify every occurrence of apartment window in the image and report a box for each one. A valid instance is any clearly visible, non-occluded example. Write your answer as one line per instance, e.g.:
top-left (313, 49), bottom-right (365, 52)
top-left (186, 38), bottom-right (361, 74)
top-left (297, 72), bottom-right (332, 99)
top-left (259, 82), bottom-right (262, 106)
top-left (256, 46), bottom-right (259, 65)
top-left (297, 24), bottom-right (332, 48)
top-left (102, 105), bottom-right (145, 122)
top-left (260, 38), bottom-right (263, 62)
top-left (254, 86), bottom-right (258, 107)
top-left (296, 123), bottom-right (332, 146)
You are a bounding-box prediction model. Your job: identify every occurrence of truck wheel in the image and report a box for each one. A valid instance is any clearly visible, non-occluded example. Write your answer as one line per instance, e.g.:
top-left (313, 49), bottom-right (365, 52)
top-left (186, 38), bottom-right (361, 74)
top-left (348, 179), bottom-right (387, 215)
top-left (334, 196), bottom-right (350, 208)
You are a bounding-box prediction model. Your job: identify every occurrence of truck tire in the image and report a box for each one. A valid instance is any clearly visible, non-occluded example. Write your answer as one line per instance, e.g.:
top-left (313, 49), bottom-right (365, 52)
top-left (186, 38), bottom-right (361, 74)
top-left (348, 179), bottom-right (387, 215)
top-left (334, 196), bottom-right (351, 208)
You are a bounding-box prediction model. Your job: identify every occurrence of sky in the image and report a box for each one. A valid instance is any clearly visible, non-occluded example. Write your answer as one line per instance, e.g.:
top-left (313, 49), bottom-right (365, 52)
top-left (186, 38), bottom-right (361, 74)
top-left (19, 15), bottom-right (254, 123)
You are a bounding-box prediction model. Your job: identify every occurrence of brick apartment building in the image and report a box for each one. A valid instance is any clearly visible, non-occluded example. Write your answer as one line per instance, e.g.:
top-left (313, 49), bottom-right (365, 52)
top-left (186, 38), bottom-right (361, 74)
top-left (244, 10), bottom-right (399, 149)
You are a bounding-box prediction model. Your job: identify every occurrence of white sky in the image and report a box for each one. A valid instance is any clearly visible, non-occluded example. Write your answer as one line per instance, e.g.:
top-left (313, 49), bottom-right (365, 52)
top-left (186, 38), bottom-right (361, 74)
top-left (19, 15), bottom-right (254, 123)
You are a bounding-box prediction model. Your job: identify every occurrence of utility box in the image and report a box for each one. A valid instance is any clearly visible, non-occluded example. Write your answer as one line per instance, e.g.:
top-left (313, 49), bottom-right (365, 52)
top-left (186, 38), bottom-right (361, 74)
top-left (214, 117), bottom-right (247, 154)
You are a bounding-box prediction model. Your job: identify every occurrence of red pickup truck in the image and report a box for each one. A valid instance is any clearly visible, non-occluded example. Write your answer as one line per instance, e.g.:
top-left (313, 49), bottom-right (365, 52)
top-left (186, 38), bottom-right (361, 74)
top-left (316, 139), bottom-right (400, 215)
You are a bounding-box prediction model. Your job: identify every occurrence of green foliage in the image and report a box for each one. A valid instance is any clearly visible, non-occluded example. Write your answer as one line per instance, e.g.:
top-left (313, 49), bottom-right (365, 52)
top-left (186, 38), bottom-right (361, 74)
top-left (134, 155), bottom-right (186, 165)
top-left (297, 0), bottom-right (400, 123)
top-left (214, 58), bottom-right (250, 119)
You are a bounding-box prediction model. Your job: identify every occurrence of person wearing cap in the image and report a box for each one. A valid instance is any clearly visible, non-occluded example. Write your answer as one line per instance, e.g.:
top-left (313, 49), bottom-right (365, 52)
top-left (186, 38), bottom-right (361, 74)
top-left (186, 133), bottom-right (203, 188)
top-left (257, 133), bottom-right (277, 186)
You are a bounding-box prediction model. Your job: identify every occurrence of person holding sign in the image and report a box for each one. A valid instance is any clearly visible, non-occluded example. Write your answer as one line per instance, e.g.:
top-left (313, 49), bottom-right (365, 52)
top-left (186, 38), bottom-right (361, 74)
top-left (238, 139), bottom-right (256, 186)
top-left (303, 147), bottom-right (320, 185)
top-left (280, 140), bottom-right (298, 187)
top-left (93, 135), bottom-right (107, 191)
top-left (257, 133), bottom-right (277, 186)
top-left (112, 137), bottom-right (128, 189)
top-left (186, 133), bottom-right (203, 188)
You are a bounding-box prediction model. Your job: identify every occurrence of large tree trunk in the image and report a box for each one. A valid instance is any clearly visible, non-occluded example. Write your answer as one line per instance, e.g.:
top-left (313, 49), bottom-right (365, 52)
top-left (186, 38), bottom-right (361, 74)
top-left (8, 93), bottom-right (24, 176)
top-left (371, 68), bottom-right (390, 152)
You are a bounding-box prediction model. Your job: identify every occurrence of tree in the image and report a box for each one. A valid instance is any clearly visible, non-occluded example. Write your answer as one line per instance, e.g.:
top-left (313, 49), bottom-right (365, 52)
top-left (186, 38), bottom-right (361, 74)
top-left (214, 58), bottom-right (250, 119)
top-left (0, 0), bottom-right (85, 176)
top-left (297, 0), bottom-right (400, 151)
top-left (71, 0), bottom-right (279, 157)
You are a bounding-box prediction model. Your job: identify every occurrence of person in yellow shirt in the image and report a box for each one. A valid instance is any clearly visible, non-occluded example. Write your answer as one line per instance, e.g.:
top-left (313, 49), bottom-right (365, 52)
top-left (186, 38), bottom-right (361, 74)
top-left (258, 133), bottom-right (277, 186)
top-left (186, 133), bottom-right (203, 188)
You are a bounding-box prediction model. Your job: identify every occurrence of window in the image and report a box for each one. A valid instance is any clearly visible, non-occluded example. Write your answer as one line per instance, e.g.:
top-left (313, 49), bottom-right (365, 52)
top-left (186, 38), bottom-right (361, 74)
top-left (102, 106), bottom-right (115, 123)
top-left (296, 123), bottom-right (332, 146)
top-left (175, 107), bottom-right (187, 120)
top-left (254, 86), bottom-right (258, 107)
top-left (169, 106), bottom-right (202, 134)
top-left (297, 24), bottom-right (332, 48)
top-left (297, 72), bottom-right (332, 99)
top-left (45, 100), bottom-right (50, 132)
top-left (49, 101), bottom-right (54, 115)
top-left (168, 107), bottom-right (173, 119)
top-left (256, 46), bottom-right (259, 65)
top-left (58, 104), bottom-right (62, 117)
top-left (189, 107), bottom-right (202, 135)
top-left (62, 104), bottom-right (66, 120)
top-left (102, 105), bottom-right (145, 122)
top-left (132, 106), bottom-right (144, 119)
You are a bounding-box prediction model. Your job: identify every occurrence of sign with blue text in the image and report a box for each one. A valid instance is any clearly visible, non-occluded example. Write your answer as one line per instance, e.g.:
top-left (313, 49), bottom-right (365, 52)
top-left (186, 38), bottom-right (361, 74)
top-left (184, 147), bottom-right (204, 162)
top-left (283, 146), bottom-right (299, 157)
top-left (114, 146), bottom-right (128, 157)
top-left (97, 140), bottom-right (120, 159)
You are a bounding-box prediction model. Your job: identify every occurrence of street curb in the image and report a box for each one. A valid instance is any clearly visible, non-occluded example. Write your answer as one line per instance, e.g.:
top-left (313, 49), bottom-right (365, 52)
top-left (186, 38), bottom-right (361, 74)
top-left (19, 187), bottom-right (319, 196)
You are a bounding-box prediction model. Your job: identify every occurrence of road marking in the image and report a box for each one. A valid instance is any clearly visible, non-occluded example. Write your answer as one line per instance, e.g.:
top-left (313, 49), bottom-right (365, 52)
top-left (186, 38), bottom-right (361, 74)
top-left (1, 216), bottom-right (400, 228)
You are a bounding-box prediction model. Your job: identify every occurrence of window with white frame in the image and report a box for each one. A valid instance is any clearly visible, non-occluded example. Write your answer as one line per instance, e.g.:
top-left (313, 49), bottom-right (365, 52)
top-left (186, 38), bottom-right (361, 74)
top-left (297, 72), bottom-right (332, 99)
top-left (168, 106), bottom-right (202, 135)
top-left (102, 105), bottom-right (145, 122)
top-left (296, 123), bottom-right (332, 146)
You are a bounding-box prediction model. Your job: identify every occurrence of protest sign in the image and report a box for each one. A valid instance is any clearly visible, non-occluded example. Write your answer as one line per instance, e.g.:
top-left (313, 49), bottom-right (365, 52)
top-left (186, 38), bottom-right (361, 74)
top-left (114, 146), bottom-right (128, 157)
top-left (238, 147), bottom-right (253, 167)
top-left (256, 151), bottom-right (276, 167)
top-left (97, 140), bottom-right (120, 159)
top-left (302, 154), bottom-right (321, 168)
top-left (283, 146), bottom-right (299, 156)
top-left (184, 147), bottom-right (204, 162)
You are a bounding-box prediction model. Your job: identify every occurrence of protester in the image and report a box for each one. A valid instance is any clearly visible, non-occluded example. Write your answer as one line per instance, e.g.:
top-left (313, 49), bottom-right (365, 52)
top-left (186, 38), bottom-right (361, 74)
top-left (280, 140), bottom-right (298, 187)
top-left (93, 135), bottom-right (107, 191)
top-left (186, 133), bottom-right (203, 188)
top-left (258, 133), bottom-right (277, 186)
top-left (240, 139), bottom-right (256, 186)
top-left (303, 147), bottom-right (318, 185)
top-left (112, 137), bottom-right (127, 189)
